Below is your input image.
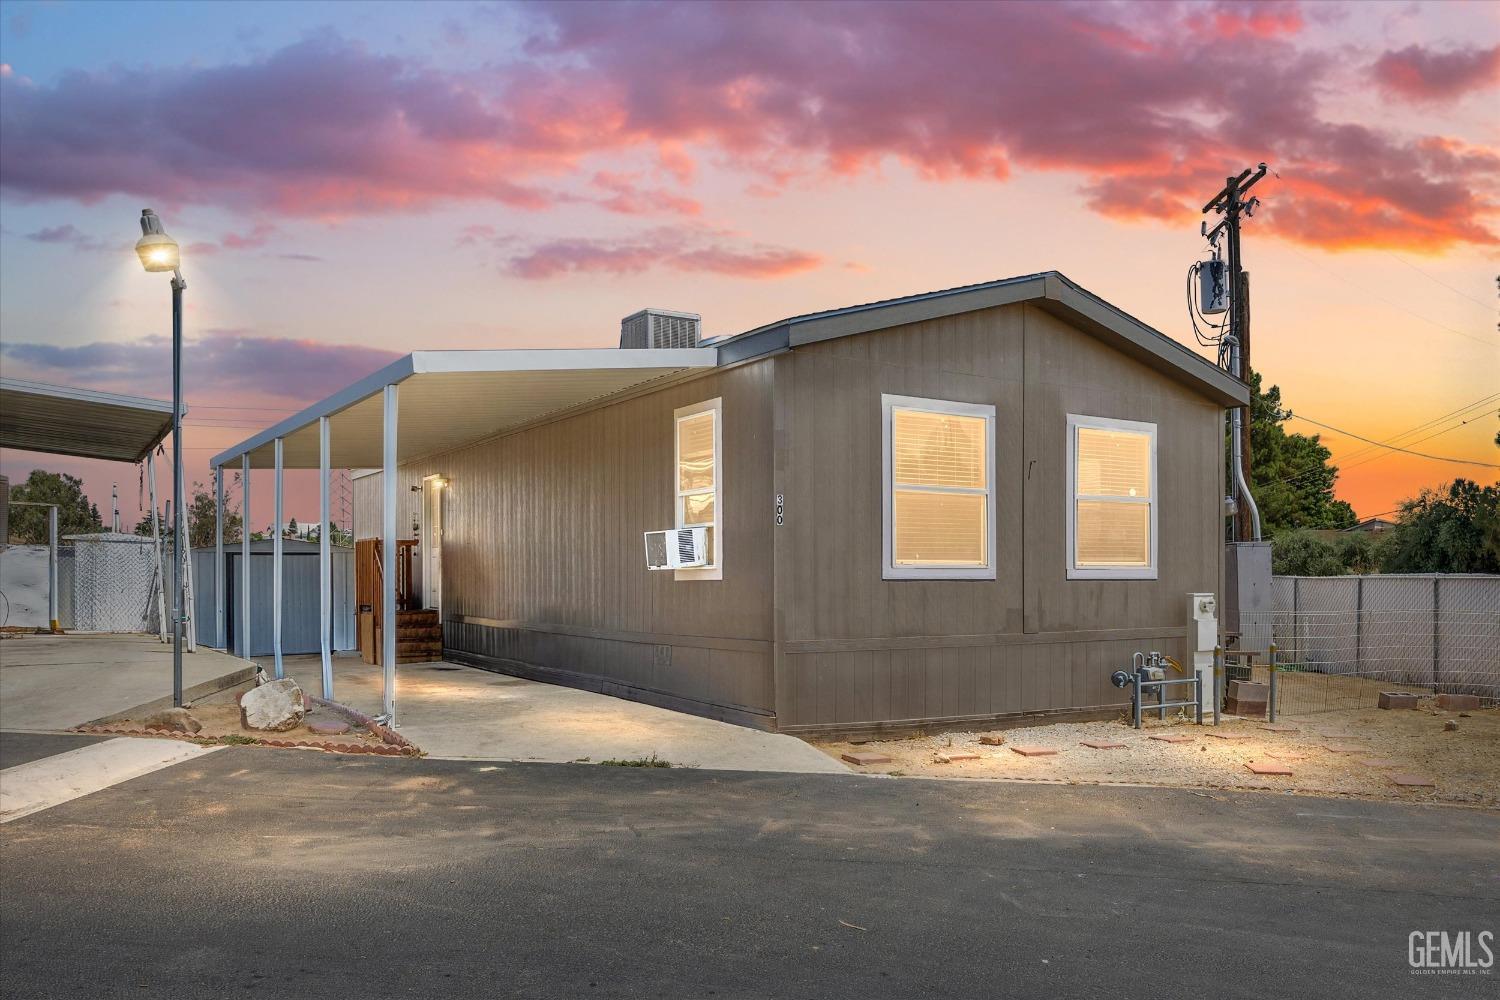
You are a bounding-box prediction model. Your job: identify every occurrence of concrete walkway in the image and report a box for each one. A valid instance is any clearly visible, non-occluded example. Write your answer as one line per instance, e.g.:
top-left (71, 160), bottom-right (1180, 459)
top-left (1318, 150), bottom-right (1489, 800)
top-left (0, 633), bottom-right (254, 731)
top-left (228, 653), bottom-right (848, 774)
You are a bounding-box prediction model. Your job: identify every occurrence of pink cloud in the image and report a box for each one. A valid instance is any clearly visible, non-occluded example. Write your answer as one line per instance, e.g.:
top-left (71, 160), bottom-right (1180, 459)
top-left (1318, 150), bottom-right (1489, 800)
top-left (1373, 44), bottom-right (1500, 102)
top-left (0, 329), bottom-right (400, 402)
top-left (187, 222), bottom-right (282, 256)
top-left (518, 1), bottom-right (1498, 251)
top-left (0, 37), bottom-right (564, 217)
top-left (503, 228), bottom-right (821, 280)
top-left (1184, 1), bottom-right (1304, 39)
top-left (0, 5), bottom-right (1495, 252)
top-left (590, 171), bottom-right (700, 216)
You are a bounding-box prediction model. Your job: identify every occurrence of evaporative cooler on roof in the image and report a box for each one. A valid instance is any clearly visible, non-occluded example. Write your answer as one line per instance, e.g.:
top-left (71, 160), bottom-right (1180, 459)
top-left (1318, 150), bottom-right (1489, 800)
top-left (620, 309), bottom-right (702, 349)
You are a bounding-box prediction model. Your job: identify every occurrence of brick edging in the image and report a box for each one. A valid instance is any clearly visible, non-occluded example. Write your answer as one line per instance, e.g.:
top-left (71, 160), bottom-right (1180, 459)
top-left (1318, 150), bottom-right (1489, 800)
top-left (68, 722), bottom-right (416, 756)
top-left (305, 695), bottom-right (421, 753)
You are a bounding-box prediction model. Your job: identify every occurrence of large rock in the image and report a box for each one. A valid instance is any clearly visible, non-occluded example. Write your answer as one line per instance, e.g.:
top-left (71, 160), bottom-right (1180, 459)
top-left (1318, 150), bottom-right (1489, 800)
top-left (142, 707), bottom-right (202, 734)
top-left (240, 678), bottom-right (306, 732)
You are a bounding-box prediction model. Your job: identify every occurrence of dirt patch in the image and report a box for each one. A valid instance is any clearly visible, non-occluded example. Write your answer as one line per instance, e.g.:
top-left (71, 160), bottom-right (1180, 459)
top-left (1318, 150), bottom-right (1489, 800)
top-left (815, 699), bottom-right (1500, 808)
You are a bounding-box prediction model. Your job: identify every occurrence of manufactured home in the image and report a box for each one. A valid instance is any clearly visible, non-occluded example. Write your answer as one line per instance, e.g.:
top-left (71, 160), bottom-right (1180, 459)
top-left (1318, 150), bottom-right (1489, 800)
top-left (212, 272), bottom-right (1248, 735)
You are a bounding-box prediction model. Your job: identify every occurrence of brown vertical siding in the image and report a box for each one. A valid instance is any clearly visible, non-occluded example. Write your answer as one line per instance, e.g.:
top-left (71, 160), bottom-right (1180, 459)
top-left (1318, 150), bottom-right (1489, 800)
top-left (360, 361), bottom-right (777, 722)
top-left (350, 299), bottom-right (1224, 733)
top-left (773, 302), bottom-right (1222, 732)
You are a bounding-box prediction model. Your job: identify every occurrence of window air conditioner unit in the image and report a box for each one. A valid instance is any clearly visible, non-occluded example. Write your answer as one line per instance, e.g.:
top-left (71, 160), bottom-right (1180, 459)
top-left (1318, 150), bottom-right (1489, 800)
top-left (644, 527), bottom-right (709, 570)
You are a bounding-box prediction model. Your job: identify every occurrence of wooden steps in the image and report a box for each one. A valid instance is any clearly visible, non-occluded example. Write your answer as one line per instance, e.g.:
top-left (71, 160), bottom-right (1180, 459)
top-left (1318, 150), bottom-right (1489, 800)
top-left (395, 609), bottom-right (442, 663)
top-left (371, 609), bottom-right (444, 665)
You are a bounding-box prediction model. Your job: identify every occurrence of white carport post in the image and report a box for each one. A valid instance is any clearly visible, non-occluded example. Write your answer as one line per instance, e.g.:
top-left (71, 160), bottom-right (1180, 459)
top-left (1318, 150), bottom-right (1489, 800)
top-left (272, 436), bottom-right (285, 679)
top-left (381, 384), bottom-right (399, 723)
top-left (214, 466), bottom-right (225, 649)
top-left (240, 454), bottom-right (252, 661)
top-left (318, 415), bottom-right (333, 699)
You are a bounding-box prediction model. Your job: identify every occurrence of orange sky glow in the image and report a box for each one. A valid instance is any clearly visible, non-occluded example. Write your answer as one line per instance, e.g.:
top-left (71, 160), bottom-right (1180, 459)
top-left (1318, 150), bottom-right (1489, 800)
top-left (0, 1), bottom-right (1495, 529)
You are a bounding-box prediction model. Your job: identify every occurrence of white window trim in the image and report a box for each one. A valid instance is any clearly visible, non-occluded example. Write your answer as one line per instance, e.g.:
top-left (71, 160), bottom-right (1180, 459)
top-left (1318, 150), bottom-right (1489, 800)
top-left (674, 397), bottom-right (722, 581)
top-left (1066, 413), bottom-right (1158, 581)
top-left (882, 393), bottom-right (997, 581)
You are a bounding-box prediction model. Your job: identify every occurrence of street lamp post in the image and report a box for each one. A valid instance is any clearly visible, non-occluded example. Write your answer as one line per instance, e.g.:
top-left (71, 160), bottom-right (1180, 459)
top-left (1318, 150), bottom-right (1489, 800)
top-left (136, 209), bottom-right (186, 707)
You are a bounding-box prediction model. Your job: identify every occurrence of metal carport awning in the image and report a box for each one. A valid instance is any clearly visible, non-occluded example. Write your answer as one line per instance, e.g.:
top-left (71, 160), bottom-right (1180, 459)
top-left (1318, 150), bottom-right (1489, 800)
top-left (1, 377), bottom-right (180, 635)
top-left (207, 348), bottom-right (719, 726)
top-left (212, 349), bottom-right (717, 470)
top-left (0, 377), bottom-right (175, 462)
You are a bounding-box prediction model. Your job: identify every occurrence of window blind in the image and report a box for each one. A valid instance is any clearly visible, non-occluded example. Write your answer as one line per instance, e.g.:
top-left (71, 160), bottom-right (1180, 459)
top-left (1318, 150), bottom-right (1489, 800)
top-left (1071, 420), bottom-right (1153, 573)
top-left (891, 407), bottom-right (989, 568)
top-left (675, 402), bottom-right (720, 574)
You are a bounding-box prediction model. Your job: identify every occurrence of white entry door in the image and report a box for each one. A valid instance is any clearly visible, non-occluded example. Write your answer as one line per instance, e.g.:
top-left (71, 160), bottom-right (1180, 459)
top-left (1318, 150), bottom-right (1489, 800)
top-left (421, 477), bottom-right (443, 613)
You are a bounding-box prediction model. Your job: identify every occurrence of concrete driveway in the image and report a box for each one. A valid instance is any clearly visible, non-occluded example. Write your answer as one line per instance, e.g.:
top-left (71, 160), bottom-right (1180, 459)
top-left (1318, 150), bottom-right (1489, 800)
top-left (206, 653), bottom-right (847, 774)
top-left (0, 633), bottom-right (252, 731)
top-left (2, 749), bottom-right (1495, 999)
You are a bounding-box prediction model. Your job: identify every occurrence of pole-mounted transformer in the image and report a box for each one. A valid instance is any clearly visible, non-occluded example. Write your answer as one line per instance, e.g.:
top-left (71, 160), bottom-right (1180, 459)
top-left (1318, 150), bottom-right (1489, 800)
top-left (1198, 257), bottom-right (1229, 315)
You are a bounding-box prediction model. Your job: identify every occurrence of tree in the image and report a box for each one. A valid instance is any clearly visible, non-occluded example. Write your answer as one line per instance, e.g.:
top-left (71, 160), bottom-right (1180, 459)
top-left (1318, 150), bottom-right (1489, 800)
top-left (305, 523), bottom-right (354, 547)
top-left (1270, 530), bottom-right (1346, 576)
top-left (1338, 530), bottom-right (1382, 574)
top-left (285, 517), bottom-right (299, 538)
top-left (7, 470), bottom-right (103, 543)
top-left (1269, 529), bottom-right (1383, 576)
top-left (1245, 370), bottom-right (1357, 537)
top-left (187, 483), bottom-right (242, 548)
top-left (132, 482), bottom-right (243, 548)
top-left (1379, 478), bottom-right (1500, 574)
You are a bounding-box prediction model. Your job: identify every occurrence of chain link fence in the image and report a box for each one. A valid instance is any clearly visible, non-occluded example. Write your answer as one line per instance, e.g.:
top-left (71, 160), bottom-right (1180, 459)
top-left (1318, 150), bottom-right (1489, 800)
top-left (66, 532), bottom-right (159, 632)
top-left (1240, 574), bottom-right (1500, 716)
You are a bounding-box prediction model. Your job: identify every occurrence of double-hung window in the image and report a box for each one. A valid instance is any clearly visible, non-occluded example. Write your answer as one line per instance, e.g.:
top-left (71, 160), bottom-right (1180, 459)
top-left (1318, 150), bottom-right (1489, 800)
top-left (674, 397), bottom-right (722, 580)
top-left (882, 394), bottom-right (996, 580)
top-left (1067, 414), bottom-right (1157, 580)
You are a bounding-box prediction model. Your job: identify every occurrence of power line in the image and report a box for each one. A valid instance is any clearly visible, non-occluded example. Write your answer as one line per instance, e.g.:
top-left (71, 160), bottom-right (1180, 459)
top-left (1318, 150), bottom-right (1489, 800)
top-left (1336, 407), bottom-right (1497, 475)
top-left (1383, 252), bottom-right (1494, 311)
top-left (1281, 409), bottom-right (1496, 489)
top-left (1284, 392), bottom-right (1494, 479)
top-left (1286, 413), bottom-right (1499, 468)
top-left (1283, 244), bottom-right (1499, 350)
top-left (1275, 394), bottom-right (1500, 485)
top-left (185, 404), bottom-right (299, 413)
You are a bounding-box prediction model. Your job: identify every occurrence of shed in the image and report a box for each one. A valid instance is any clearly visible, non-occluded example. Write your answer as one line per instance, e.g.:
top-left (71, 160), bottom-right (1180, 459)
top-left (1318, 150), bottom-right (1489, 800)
top-left (214, 272), bottom-right (1247, 732)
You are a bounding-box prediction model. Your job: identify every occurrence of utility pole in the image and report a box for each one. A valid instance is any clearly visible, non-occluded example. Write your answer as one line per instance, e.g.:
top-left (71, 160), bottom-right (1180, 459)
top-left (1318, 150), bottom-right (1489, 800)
top-left (1203, 163), bottom-right (1267, 542)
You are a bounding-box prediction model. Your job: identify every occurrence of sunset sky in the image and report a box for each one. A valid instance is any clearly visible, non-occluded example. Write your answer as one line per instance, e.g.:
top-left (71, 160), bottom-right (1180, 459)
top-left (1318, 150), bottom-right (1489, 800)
top-left (1, 0), bottom-right (1496, 531)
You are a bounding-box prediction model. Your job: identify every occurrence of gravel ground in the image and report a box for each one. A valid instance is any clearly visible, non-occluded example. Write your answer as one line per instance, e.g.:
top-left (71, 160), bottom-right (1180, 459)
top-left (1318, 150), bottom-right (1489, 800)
top-left (815, 699), bottom-right (1499, 808)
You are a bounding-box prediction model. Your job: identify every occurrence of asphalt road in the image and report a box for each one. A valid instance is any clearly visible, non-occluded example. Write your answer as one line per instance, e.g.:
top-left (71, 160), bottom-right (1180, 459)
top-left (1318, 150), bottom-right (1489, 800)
top-left (1, 745), bottom-right (1495, 999)
top-left (0, 731), bottom-right (106, 769)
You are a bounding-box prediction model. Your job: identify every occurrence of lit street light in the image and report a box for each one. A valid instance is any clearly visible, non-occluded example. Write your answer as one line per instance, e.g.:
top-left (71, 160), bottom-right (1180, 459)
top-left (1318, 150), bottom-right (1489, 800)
top-left (135, 208), bottom-right (186, 706)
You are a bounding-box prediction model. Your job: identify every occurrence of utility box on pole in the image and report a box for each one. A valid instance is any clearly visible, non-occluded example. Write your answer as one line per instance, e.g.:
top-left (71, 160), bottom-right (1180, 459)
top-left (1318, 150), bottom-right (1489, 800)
top-left (1224, 542), bottom-right (1272, 653)
top-left (1198, 259), bottom-right (1229, 315)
